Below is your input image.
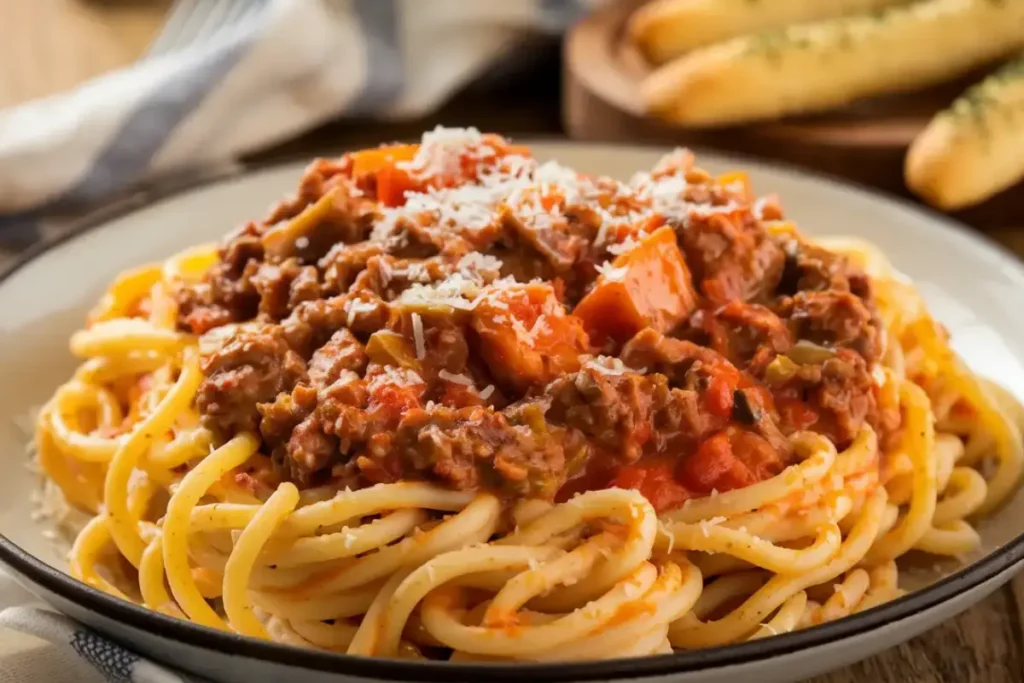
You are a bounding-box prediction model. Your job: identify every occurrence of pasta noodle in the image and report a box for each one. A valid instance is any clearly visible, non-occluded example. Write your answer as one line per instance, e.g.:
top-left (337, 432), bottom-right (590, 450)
top-left (36, 129), bottom-right (1024, 662)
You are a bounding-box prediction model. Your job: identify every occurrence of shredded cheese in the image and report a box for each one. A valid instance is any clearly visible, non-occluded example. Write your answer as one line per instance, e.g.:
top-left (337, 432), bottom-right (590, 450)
top-left (438, 369), bottom-right (474, 386)
top-left (411, 313), bottom-right (426, 360)
top-left (594, 262), bottom-right (628, 282)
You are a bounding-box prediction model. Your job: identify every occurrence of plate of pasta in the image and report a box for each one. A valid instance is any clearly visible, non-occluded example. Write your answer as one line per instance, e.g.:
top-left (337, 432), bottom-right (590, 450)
top-left (2, 129), bottom-right (1024, 683)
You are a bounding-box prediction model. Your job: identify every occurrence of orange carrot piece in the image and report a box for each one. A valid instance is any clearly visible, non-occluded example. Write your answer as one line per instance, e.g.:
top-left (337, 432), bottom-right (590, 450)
top-left (574, 226), bottom-right (697, 345)
top-left (474, 283), bottom-right (590, 393)
top-left (350, 144), bottom-right (419, 178)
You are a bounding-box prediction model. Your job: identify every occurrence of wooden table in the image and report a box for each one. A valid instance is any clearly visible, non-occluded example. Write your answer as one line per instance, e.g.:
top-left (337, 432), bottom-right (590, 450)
top-left (3, 3), bottom-right (1024, 682)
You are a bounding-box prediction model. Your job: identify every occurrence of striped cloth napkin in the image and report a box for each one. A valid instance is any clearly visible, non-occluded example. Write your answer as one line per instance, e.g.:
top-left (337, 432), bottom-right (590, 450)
top-left (0, 1), bottom-right (592, 681)
top-left (0, 0), bottom-right (593, 244)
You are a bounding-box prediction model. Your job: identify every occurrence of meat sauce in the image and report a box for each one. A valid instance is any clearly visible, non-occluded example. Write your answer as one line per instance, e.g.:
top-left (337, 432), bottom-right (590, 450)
top-left (172, 129), bottom-right (898, 511)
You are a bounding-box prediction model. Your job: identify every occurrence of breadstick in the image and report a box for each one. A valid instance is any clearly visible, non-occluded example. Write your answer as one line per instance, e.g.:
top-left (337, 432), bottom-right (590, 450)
top-left (907, 55), bottom-right (1024, 210)
top-left (642, 0), bottom-right (1024, 128)
top-left (630, 0), bottom-right (907, 64)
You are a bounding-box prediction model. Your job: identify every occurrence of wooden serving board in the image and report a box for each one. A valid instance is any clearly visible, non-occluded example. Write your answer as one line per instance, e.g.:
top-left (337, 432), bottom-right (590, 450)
top-left (563, 0), bottom-right (1024, 229)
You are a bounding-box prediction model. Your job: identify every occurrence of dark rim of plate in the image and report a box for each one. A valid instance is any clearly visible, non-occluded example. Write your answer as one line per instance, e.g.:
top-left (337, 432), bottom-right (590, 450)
top-left (2, 140), bottom-right (1024, 682)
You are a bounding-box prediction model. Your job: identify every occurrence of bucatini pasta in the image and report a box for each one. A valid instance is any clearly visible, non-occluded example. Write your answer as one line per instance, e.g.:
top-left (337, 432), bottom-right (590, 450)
top-left (37, 128), bottom-right (1023, 661)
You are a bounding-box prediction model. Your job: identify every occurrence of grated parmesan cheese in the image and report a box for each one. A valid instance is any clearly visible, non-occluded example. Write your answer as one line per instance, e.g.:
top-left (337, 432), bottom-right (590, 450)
top-left (367, 366), bottom-right (424, 393)
top-left (398, 126), bottom-right (486, 180)
top-left (345, 299), bottom-right (377, 327)
top-left (586, 356), bottom-right (631, 375)
top-left (411, 313), bottom-right (426, 360)
top-left (457, 251), bottom-right (503, 279)
top-left (660, 523), bottom-right (676, 556)
top-left (438, 369), bottom-right (474, 386)
top-left (606, 236), bottom-right (640, 256)
top-left (594, 261), bottom-right (628, 282)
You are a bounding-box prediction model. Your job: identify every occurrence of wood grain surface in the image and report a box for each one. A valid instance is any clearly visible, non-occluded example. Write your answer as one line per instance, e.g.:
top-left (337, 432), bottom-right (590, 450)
top-left (2, 3), bottom-right (1024, 682)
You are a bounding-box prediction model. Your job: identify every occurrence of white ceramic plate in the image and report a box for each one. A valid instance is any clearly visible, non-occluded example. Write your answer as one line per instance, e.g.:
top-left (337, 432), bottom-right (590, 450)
top-left (2, 142), bottom-right (1023, 683)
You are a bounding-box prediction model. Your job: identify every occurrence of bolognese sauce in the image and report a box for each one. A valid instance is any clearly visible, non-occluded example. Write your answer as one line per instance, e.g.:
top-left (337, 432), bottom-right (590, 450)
top-left (175, 128), bottom-right (899, 511)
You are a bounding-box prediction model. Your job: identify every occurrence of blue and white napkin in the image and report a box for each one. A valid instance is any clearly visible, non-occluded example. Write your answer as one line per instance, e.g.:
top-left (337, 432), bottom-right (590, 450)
top-left (0, 0), bottom-right (593, 240)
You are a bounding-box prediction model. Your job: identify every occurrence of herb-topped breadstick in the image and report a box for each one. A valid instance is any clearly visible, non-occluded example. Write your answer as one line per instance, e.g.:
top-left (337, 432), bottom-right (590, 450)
top-left (630, 0), bottom-right (908, 64)
top-left (907, 54), bottom-right (1024, 209)
top-left (642, 0), bottom-right (1024, 128)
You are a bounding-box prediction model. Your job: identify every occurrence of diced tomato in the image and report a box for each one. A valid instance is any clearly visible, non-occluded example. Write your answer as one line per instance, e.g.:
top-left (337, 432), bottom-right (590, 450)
top-left (556, 454), bottom-right (619, 503)
top-left (375, 164), bottom-right (416, 207)
top-left (729, 429), bottom-right (785, 481)
top-left (704, 374), bottom-right (735, 418)
top-left (678, 429), bottom-right (780, 495)
top-left (366, 366), bottom-right (425, 422)
top-left (776, 396), bottom-right (819, 432)
top-left (611, 461), bottom-right (691, 513)
top-left (349, 144), bottom-right (421, 206)
top-left (574, 226), bottom-right (698, 345)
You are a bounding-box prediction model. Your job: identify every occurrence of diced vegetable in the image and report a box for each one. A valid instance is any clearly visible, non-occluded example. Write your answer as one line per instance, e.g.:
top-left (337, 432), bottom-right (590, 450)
top-left (261, 187), bottom-right (339, 259)
top-left (785, 340), bottom-right (837, 365)
top-left (351, 144), bottom-right (420, 207)
top-left (611, 460), bottom-right (691, 513)
top-left (375, 164), bottom-right (416, 207)
top-left (717, 171), bottom-right (753, 202)
top-left (350, 144), bottom-right (419, 178)
top-left (473, 283), bottom-right (590, 394)
top-left (776, 396), bottom-right (820, 432)
top-left (764, 354), bottom-right (799, 384)
top-left (679, 429), bottom-right (775, 494)
top-left (574, 226), bottom-right (697, 345)
top-left (366, 330), bottom-right (422, 372)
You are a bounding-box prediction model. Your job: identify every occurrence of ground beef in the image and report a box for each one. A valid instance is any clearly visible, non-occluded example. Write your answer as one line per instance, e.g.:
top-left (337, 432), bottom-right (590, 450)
top-left (693, 301), bottom-right (793, 370)
top-left (767, 350), bottom-right (883, 447)
top-left (308, 328), bottom-right (368, 386)
top-left (676, 206), bottom-right (785, 304)
top-left (197, 325), bottom-right (308, 436)
top-left (777, 239), bottom-right (871, 299)
top-left (545, 366), bottom-right (706, 464)
top-left (620, 328), bottom-right (732, 386)
top-left (175, 176), bottom-right (376, 334)
top-left (782, 290), bottom-right (882, 362)
top-left (365, 404), bottom-right (569, 498)
top-left (250, 260), bottom-right (323, 320)
top-left (497, 204), bottom-right (598, 293)
top-left (264, 158), bottom-right (351, 225)
top-left (319, 242), bottom-right (385, 295)
top-left (281, 294), bottom-right (387, 358)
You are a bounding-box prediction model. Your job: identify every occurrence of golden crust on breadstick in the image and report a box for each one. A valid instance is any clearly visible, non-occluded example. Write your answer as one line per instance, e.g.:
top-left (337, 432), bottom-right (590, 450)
top-left (907, 55), bottom-right (1024, 210)
top-left (642, 0), bottom-right (1024, 128)
top-left (629, 0), bottom-right (907, 65)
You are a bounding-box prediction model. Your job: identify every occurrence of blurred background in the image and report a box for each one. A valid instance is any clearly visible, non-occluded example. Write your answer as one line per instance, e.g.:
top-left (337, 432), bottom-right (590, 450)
top-left (2, 0), bottom-right (1024, 238)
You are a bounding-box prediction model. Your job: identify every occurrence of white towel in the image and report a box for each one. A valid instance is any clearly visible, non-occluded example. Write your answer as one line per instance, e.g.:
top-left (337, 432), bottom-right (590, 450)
top-left (0, 0), bottom-right (592, 226)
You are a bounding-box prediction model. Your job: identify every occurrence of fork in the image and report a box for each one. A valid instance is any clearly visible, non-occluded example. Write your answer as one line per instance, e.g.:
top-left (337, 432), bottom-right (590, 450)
top-left (145, 0), bottom-right (269, 58)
